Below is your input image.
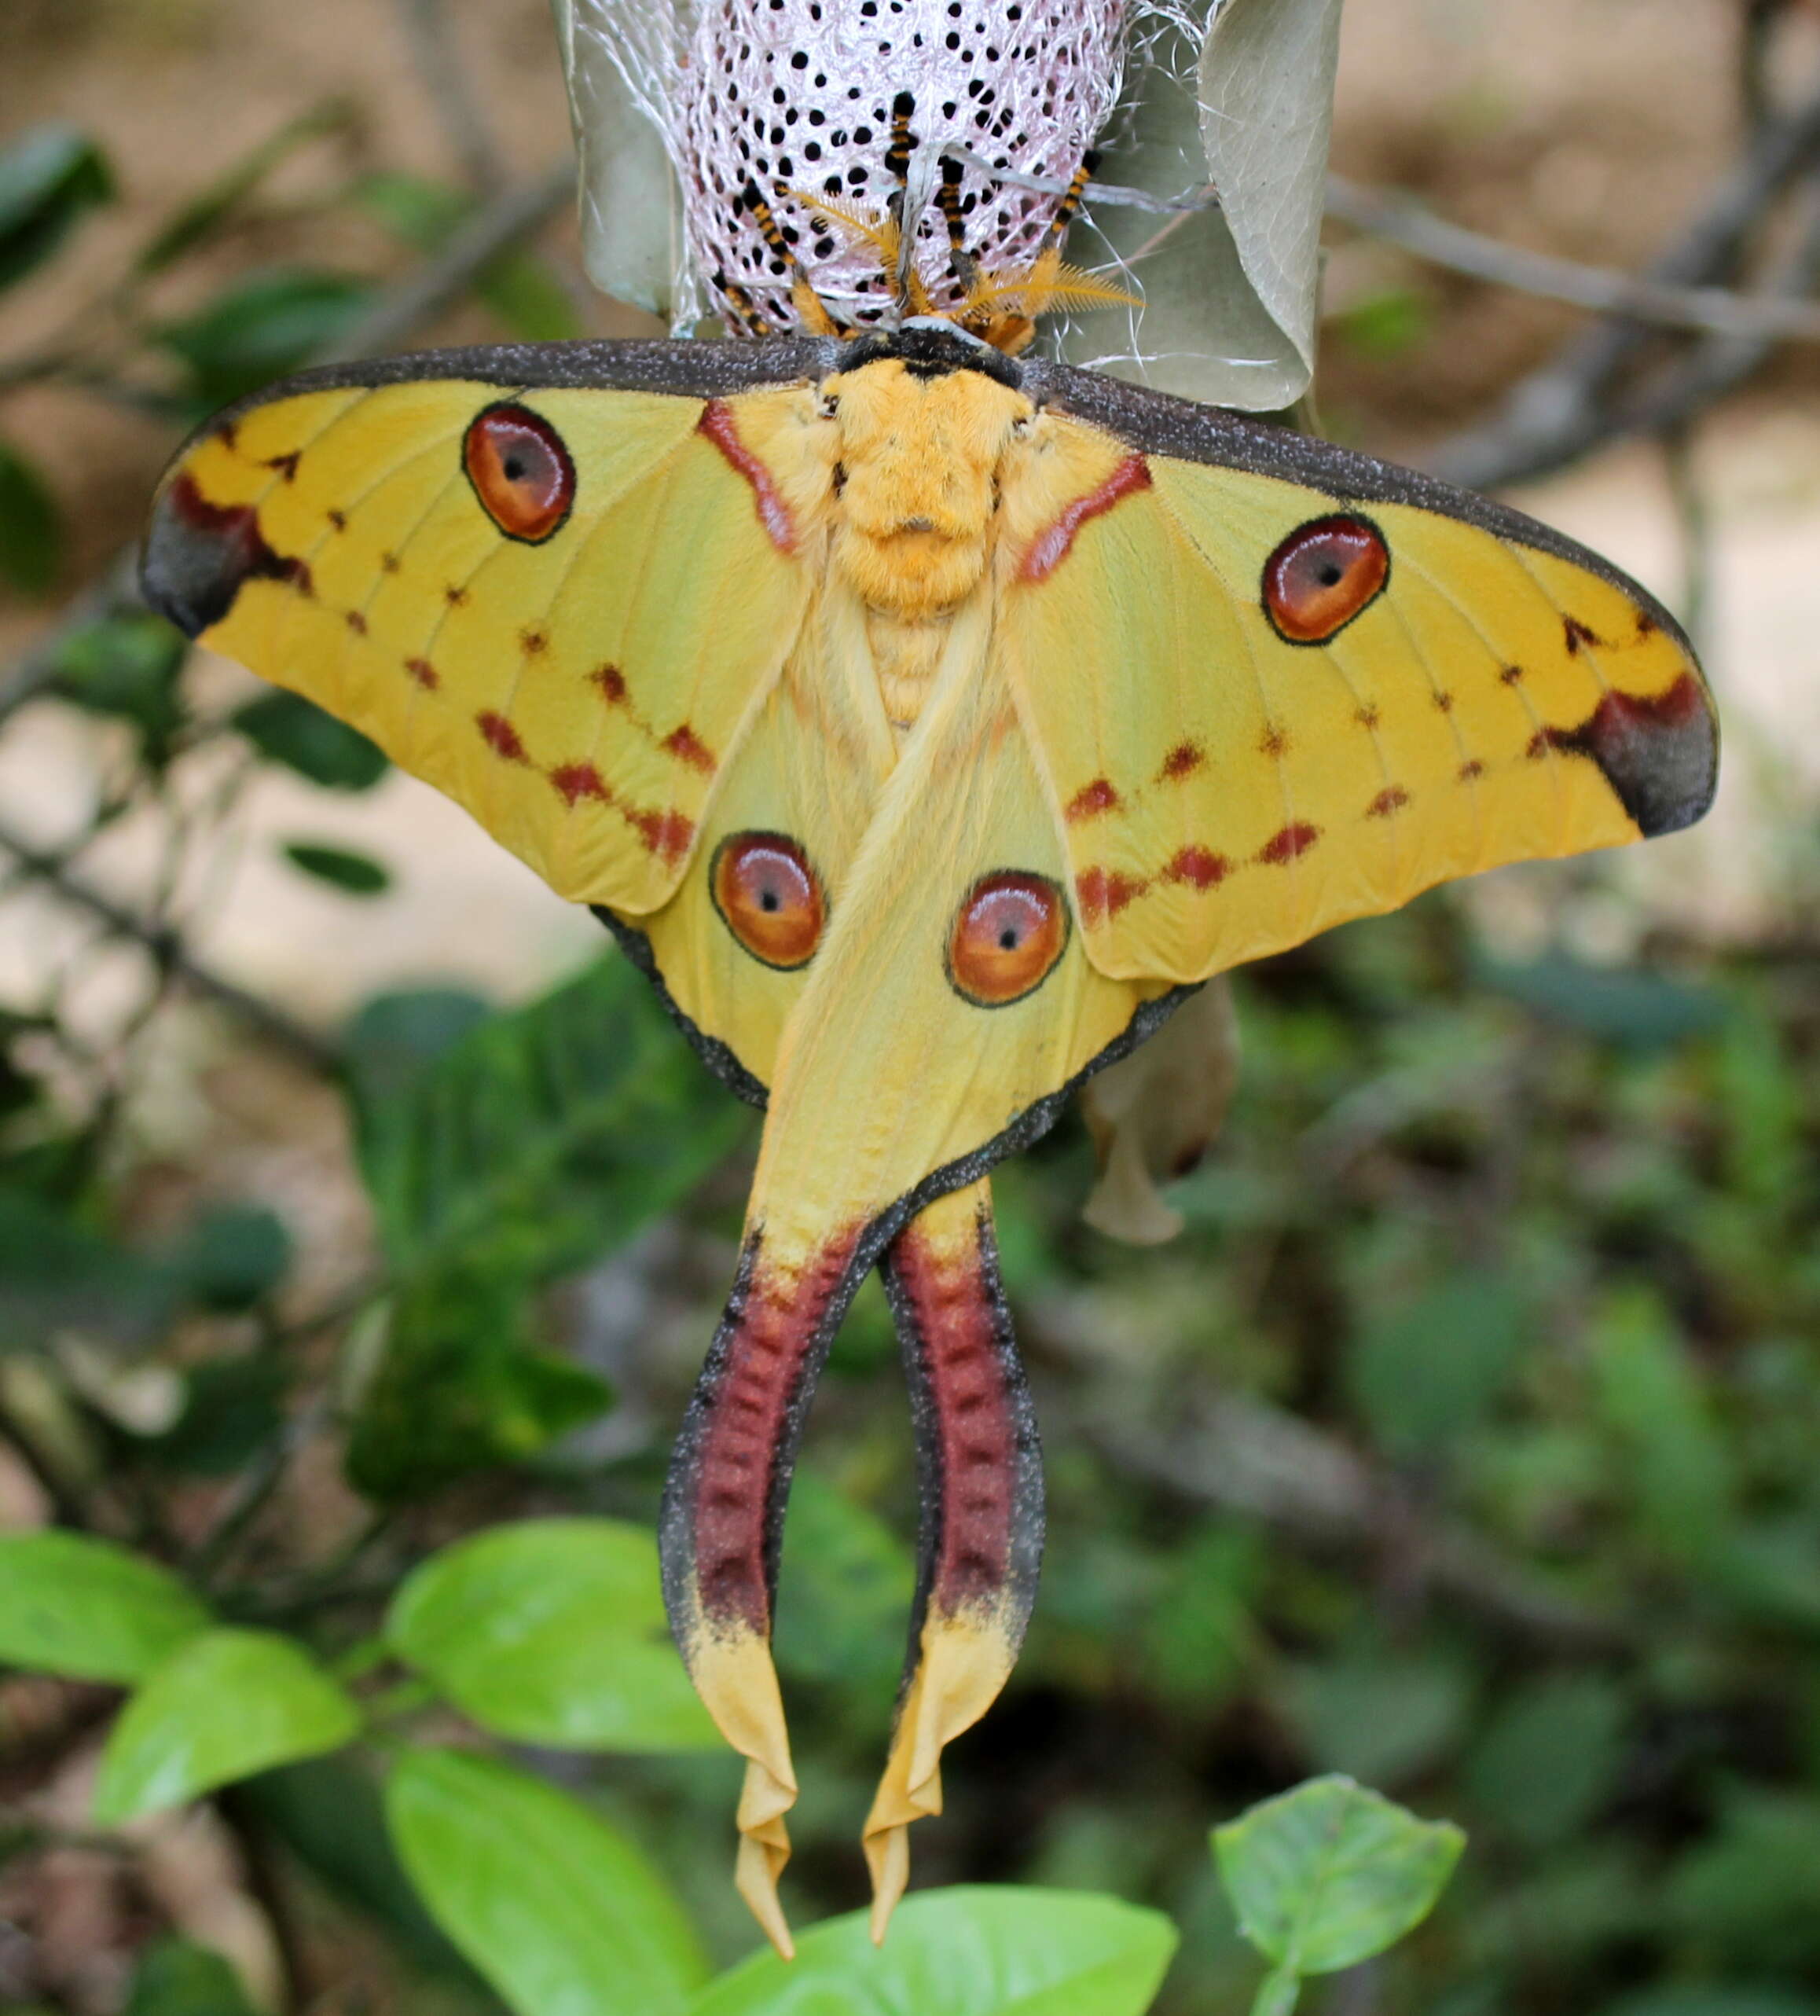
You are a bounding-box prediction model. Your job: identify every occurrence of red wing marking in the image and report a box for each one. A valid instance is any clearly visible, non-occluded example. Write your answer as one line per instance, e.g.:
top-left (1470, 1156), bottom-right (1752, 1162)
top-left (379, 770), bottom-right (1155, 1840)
top-left (1459, 759), bottom-right (1487, 780)
top-left (1158, 743), bottom-right (1205, 781)
top-left (1165, 846), bottom-right (1229, 890)
top-left (592, 664), bottom-right (628, 704)
top-left (476, 711), bottom-right (528, 762)
top-left (886, 1213), bottom-right (1028, 1614)
top-left (520, 625), bottom-right (550, 655)
top-left (1259, 723), bottom-right (1290, 758)
top-left (698, 399), bottom-right (797, 553)
top-left (662, 724), bottom-right (717, 773)
top-left (549, 762), bottom-right (608, 806)
top-left (404, 657), bottom-right (438, 690)
top-left (1259, 822), bottom-right (1320, 865)
top-left (629, 806), bottom-right (696, 864)
top-left (1064, 777), bottom-right (1120, 822)
top-left (1368, 787), bottom-right (1411, 818)
top-left (687, 1228), bottom-right (861, 1630)
top-left (344, 610), bottom-right (367, 634)
top-left (1500, 664), bottom-right (1525, 686)
top-left (1019, 454), bottom-right (1151, 583)
top-left (263, 451), bottom-right (300, 481)
top-left (1076, 866), bottom-right (1149, 925)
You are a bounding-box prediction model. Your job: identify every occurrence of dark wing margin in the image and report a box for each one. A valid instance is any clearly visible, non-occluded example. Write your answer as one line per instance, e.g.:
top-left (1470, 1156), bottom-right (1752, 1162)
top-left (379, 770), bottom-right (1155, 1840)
top-left (1022, 356), bottom-right (1721, 840)
top-left (140, 336), bottom-right (839, 644)
top-left (162, 336), bottom-right (842, 460)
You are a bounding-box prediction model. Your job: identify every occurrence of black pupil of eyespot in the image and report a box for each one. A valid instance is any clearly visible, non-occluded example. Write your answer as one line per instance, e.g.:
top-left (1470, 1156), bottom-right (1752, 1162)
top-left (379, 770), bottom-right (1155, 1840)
top-left (999, 926), bottom-right (1018, 949)
top-left (760, 887), bottom-right (780, 911)
top-left (1317, 560), bottom-right (1343, 586)
top-left (502, 454), bottom-right (527, 481)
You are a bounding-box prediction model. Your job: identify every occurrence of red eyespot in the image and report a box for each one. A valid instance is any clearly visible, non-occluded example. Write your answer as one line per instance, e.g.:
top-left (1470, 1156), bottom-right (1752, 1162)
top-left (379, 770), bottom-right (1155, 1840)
top-left (712, 832), bottom-right (825, 969)
top-left (1263, 515), bottom-right (1390, 644)
top-left (464, 403), bottom-right (574, 543)
top-left (947, 872), bottom-right (1069, 1008)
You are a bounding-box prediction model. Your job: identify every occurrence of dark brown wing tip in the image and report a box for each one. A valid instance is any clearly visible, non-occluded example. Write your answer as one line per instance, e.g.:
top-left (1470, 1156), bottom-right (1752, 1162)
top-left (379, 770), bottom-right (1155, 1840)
top-left (1550, 670), bottom-right (1720, 839)
top-left (141, 464), bottom-right (307, 641)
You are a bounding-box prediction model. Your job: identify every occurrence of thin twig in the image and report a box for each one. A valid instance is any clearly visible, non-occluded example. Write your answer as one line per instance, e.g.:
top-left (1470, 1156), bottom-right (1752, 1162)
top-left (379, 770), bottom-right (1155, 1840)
top-left (0, 813), bottom-right (339, 1070)
top-left (1087, 1394), bottom-right (1632, 1651)
top-left (1430, 73), bottom-right (1820, 490)
top-left (315, 162), bottom-right (573, 362)
top-left (395, 0), bottom-right (507, 196)
top-left (1326, 174), bottom-right (1820, 344)
top-left (1440, 176), bottom-right (1820, 492)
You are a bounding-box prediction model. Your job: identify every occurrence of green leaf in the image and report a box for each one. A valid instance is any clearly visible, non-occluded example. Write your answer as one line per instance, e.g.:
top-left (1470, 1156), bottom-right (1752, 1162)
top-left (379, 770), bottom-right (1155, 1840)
top-left (233, 689), bottom-right (387, 790)
top-left (0, 437), bottom-right (61, 596)
top-left (123, 1940), bottom-right (259, 2016)
top-left (154, 267), bottom-right (372, 409)
top-left (143, 1357), bottom-right (288, 1477)
top-left (1474, 950), bottom-right (1727, 1052)
top-left (772, 1468), bottom-right (916, 1696)
top-left (1345, 1274), bottom-right (1528, 1460)
top-left (49, 611), bottom-right (188, 751)
top-left (343, 1274), bottom-right (614, 1500)
top-left (94, 1629), bottom-right (361, 1824)
top-left (0, 124), bottom-right (114, 292)
top-left (282, 840), bottom-right (391, 897)
top-left (1589, 1287), bottom-right (1734, 1566)
top-left (1465, 1673), bottom-right (1628, 1849)
top-left (1326, 285), bottom-right (1431, 358)
top-left (343, 957), bottom-right (744, 1498)
top-left (235, 1757), bottom-right (476, 1979)
top-left (0, 1531), bottom-right (211, 1683)
top-left (1666, 1790), bottom-right (1820, 1968)
top-left (350, 953), bottom-right (747, 1287)
top-left (167, 1205), bottom-right (291, 1313)
top-left (0, 1192), bottom-right (175, 1354)
top-left (386, 1518), bottom-right (718, 1751)
top-left (688, 1887), bottom-right (1177, 2016)
top-left (1286, 1647), bottom-right (1473, 1790)
top-left (1605, 1992), bottom-right (1820, 2016)
top-left (1214, 1775), bottom-right (1464, 1977)
top-left (386, 1748), bottom-right (706, 2016)
top-left (343, 986), bottom-right (493, 1103)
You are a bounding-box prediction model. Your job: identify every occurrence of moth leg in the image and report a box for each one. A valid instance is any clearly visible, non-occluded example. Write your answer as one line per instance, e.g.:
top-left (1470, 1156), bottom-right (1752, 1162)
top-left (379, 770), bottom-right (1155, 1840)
top-left (863, 1176), bottom-right (1043, 1941)
top-left (660, 1223), bottom-right (865, 1958)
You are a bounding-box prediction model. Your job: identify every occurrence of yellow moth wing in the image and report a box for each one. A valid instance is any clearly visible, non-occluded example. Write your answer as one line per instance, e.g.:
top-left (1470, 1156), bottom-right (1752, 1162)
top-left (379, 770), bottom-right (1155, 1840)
top-left (149, 376), bottom-right (831, 915)
top-left (1000, 414), bottom-right (1715, 986)
top-left (630, 585), bottom-right (897, 1092)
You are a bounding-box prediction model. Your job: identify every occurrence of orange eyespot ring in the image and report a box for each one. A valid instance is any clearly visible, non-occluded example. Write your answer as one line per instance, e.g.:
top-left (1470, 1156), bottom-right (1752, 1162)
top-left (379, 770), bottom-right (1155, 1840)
top-left (711, 832), bottom-right (825, 970)
top-left (464, 403), bottom-right (574, 544)
top-left (947, 871), bottom-right (1069, 1008)
top-left (1263, 514), bottom-right (1390, 644)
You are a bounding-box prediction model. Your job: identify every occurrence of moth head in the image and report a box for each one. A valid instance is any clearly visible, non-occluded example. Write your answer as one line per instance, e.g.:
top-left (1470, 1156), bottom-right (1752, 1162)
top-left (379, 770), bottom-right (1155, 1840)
top-left (823, 357), bottom-right (1034, 617)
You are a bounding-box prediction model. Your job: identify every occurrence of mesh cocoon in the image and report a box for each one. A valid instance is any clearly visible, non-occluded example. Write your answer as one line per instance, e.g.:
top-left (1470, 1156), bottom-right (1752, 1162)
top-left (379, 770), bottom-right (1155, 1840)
top-left (670, 0), bottom-right (1130, 328)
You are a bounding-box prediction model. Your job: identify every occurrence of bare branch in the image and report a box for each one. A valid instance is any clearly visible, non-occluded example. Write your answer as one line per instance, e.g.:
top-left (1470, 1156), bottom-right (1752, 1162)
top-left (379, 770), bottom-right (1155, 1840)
top-left (315, 163), bottom-right (573, 362)
top-left (0, 814), bottom-right (340, 1072)
top-left (394, 0), bottom-right (507, 195)
top-left (1326, 174), bottom-right (1820, 345)
top-left (1429, 73), bottom-right (1820, 491)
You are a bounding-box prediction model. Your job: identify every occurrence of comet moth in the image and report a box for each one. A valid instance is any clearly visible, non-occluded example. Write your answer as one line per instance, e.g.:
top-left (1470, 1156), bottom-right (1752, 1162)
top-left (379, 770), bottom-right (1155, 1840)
top-left (141, 135), bottom-right (1717, 1954)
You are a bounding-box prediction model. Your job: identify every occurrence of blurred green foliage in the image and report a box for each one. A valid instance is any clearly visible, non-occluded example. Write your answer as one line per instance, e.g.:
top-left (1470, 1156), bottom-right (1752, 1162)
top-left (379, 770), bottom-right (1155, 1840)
top-left (2, 85), bottom-right (1819, 2016)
